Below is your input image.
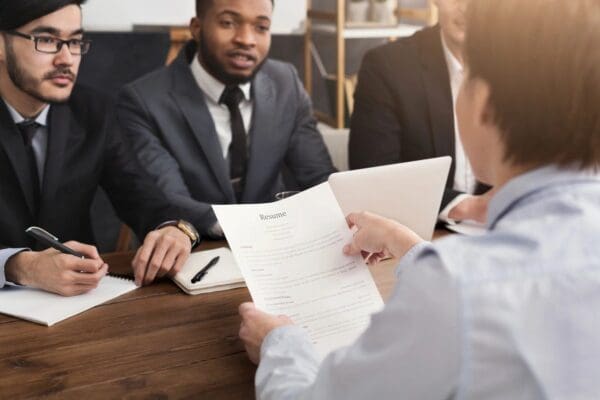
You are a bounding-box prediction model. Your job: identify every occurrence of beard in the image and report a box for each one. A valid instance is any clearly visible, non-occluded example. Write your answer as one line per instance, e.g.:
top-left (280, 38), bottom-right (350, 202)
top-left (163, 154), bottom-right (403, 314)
top-left (198, 29), bottom-right (268, 86)
top-left (5, 40), bottom-right (75, 104)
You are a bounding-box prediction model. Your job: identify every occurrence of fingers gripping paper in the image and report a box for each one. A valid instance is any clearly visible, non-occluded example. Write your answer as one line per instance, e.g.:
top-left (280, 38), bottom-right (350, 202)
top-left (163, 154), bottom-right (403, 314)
top-left (213, 183), bottom-right (384, 360)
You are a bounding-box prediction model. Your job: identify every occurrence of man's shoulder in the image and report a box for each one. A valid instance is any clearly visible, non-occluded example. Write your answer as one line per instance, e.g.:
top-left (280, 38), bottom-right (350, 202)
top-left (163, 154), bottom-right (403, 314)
top-left (258, 59), bottom-right (298, 81)
top-left (363, 25), bottom-right (441, 68)
top-left (67, 84), bottom-right (113, 120)
top-left (120, 61), bottom-right (177, 101)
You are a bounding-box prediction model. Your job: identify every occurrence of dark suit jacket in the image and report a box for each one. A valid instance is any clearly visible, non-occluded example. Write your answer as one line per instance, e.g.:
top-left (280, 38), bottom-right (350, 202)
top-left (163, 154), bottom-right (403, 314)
top-left (349, 25), bottom-right (488, 209)
top-left (116, 42), bottom-right (336, 235)
top-left (0, 85), bottom-right (178, 251)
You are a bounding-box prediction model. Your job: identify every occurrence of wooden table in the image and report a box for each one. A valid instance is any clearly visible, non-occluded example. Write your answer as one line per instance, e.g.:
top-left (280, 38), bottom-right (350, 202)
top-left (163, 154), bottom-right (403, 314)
top-left (0, 232), bottom-right (449, 398)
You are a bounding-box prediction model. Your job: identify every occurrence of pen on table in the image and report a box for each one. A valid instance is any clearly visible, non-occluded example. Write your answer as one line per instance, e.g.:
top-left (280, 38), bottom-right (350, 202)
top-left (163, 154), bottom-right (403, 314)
top-left (25, 226), bottom-right (85, 259)
top-left (191, 256), bottom-right (220, 284)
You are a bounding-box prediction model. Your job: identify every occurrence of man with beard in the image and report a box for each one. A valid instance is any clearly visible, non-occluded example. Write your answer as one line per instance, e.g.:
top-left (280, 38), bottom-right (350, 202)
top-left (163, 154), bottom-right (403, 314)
top-left (116, 0), bottom-right (336, 237)
top-left (349, 0), bottom-right (492, 223)
top-left (0, 0), bottom-right (200, 296)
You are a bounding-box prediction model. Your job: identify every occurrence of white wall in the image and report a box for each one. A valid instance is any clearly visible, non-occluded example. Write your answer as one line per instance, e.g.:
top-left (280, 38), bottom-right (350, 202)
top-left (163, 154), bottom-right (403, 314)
top-left (82, 0), bottom-right (306, 34)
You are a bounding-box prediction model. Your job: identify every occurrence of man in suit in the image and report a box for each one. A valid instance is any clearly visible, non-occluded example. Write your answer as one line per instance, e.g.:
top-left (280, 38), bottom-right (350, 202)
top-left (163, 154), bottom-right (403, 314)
top-left (0, 0), bottom-right (199, 296)
top-left (116, 0), bottom-right (336, 237)
top-left (349, 0), bottom-right (491, 223)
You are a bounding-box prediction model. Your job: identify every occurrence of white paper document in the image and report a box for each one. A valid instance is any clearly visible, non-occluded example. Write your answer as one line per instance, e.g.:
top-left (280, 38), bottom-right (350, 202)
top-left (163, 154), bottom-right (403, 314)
top-left (213, 183), bottom-right (384, 359)
top-left (0, 276), bottom-right (137, 326)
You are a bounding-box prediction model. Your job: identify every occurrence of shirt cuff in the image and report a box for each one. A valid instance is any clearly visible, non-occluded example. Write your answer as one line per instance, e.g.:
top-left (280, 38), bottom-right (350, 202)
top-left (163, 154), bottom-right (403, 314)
top-left (438, 193), bottom-right (472, 223)
top-left (395, 241), bottom-right (433, 278)
top-left (0, 248), bottom-right (29, 288)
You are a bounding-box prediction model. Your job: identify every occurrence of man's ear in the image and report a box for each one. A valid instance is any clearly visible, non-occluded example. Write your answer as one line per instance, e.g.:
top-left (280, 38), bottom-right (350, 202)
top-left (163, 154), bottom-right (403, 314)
top-left (190, 17), bottom-right (201, 43)
top-left (0, 35), bottom-right (5, 63)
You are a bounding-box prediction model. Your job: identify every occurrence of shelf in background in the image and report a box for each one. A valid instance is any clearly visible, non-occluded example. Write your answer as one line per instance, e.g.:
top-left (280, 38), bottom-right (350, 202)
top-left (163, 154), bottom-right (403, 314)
top-left (312, 22), bottom-right (423, 39)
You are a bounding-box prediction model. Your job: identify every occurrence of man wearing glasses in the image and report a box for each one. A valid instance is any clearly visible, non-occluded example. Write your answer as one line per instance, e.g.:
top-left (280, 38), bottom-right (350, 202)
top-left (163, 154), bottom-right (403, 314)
top-left (0, 0), bottom-right (200, 296)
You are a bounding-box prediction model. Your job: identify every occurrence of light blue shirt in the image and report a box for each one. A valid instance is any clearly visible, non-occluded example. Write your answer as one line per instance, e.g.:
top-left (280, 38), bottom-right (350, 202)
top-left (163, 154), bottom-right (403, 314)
top-left (0, 102), bottom-right (50, 288)
top-left (255, 166), bottom-right (600, 399)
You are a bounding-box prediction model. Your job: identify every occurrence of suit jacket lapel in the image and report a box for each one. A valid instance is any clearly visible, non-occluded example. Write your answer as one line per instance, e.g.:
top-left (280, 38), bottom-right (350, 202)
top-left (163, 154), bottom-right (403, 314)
top-left (38, 103), bottom-right (70, 220)
top-left (0, 102), bottom-right (37, 215)
top-left (169, 49), bottom-right (235, 201)
top-left (243, 70), bottom-right (276, 201)
top-left (418, 25), bottom-right (456, 180)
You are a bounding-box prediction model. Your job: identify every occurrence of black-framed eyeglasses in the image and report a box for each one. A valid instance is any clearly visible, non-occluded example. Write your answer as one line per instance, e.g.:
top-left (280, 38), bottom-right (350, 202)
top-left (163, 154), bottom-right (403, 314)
top-left (4, 31), bottom-right (91, 55)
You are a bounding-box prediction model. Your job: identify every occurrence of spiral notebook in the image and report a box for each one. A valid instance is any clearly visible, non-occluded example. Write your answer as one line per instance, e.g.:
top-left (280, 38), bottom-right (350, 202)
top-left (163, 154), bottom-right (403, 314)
top-left (0, 275), bottom-right (137, 326)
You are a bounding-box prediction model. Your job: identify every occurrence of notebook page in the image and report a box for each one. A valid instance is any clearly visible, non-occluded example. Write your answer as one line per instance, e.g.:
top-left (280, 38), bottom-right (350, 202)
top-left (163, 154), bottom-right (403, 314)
top-left (0, 276), bottom-right (137, 326)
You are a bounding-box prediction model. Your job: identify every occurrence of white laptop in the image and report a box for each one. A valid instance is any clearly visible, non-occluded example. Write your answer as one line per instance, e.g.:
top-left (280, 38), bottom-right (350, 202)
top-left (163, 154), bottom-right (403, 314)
top-left (328, 156), bottom-right (451, 240)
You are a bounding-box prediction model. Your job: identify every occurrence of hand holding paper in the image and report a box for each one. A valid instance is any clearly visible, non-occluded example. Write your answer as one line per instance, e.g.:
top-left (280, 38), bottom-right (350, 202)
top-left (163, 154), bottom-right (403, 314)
top-left (344, 211), bottom-right (424, 263)
top-left (214, 183), bottom-right (384, 359)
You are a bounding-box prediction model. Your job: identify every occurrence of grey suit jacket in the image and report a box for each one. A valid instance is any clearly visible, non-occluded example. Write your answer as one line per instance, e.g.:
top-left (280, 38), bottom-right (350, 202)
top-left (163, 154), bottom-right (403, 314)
top-left (116, 42), bottom-right (335, 235)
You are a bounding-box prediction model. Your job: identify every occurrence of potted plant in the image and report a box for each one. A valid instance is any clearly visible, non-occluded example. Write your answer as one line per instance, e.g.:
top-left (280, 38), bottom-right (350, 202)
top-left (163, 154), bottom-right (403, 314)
top-left (370, 0), bottom-right (398, 25)
top-left (348, 0), bottom-right (370, 23)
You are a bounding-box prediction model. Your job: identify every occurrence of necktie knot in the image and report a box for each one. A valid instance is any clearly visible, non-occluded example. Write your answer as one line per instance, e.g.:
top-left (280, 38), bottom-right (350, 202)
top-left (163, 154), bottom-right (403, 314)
top-left (219, 86), bottom-right (244, 109)
top-left (17, 120), bottom-right (40, 146)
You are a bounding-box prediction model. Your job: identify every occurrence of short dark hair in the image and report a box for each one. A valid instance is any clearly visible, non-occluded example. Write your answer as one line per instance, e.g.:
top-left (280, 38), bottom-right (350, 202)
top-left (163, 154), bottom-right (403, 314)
top-left (0, 0), bottom-right (86, 31)
top-left (465, 0), bottom-right (600, 169)
top-left (196, 0), bottom-right (274, 17)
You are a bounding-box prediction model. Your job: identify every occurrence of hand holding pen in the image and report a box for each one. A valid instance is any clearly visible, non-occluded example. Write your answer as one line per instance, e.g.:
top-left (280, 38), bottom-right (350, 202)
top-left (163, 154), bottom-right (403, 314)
top-left (3, 226), bottom-right (108, 297)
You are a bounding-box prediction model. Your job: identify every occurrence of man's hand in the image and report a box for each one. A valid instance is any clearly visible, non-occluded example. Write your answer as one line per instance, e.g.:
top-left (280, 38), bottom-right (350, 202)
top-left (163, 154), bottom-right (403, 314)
top-left (344, 211), bottom-right (424, 263)
top-left (448, 189), bottom-right (496, 224)
top-left (132, 226), bottom-right (192, 286)
top-left (238, 302), bottom-right (293, 364)
top-left (5, 242), bottom-right (108, 296)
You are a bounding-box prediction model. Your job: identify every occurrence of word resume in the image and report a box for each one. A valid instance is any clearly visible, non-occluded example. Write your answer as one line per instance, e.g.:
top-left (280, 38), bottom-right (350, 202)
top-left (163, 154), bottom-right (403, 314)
top-left (214, 183), bottom-right (384, 359)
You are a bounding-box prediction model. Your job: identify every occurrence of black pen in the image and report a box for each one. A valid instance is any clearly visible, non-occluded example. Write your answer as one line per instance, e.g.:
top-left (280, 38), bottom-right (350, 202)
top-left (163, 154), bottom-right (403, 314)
top-left (191, 256), bottom-right (220, 283)
top-left (25, 226), bottom-right (85, 259)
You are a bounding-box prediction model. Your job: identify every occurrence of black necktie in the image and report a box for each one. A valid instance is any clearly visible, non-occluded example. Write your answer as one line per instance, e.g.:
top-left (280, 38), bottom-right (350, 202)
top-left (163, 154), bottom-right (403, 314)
top-left (219, 86), bottom-right (247, 201)
top-left (17, 120), bottom-right (41, 213)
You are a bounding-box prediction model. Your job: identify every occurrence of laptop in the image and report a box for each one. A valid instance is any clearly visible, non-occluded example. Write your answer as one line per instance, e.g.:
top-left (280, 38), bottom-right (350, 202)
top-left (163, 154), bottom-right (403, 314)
top-left (328, 156), bottom-right (451, 240)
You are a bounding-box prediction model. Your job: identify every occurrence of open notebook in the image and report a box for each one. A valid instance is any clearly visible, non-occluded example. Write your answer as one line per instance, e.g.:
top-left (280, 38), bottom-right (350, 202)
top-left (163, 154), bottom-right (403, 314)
top-left (0, 275), bottom-right (137, 326)
top-left (172, 247), bottom-right (245, 295)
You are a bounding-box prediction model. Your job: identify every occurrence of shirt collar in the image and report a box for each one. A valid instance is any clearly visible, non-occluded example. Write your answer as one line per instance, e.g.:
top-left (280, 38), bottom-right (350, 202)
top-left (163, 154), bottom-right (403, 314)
top-left (440, 32), bottom-right (463, 78)
top-left (487, 165), bottom-right (600, 229)
top-left (3, 100), bottom-right (50, 127)
top-left (189, 53), bottom-right (252, 104)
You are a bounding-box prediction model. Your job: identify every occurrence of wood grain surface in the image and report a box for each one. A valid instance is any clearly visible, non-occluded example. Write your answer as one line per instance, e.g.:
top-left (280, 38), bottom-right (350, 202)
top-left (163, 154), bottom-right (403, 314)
top-left (0, 231), bottom-right (450, 399)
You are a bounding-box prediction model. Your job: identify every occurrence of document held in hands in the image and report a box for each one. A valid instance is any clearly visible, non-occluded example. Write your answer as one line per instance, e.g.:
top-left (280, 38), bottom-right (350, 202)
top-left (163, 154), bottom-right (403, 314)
top-left (213, 183), bottom-right (385, 359)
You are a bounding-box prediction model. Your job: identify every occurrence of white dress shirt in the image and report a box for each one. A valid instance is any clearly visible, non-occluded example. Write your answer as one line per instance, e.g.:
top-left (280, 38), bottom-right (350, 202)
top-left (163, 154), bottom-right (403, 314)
top-left (441, 34), bottom-right (476, 195)
top-left (189, 54), bottom-right (253, 159)
top-left (254, 166), bottom-right (600, 400)
top-left (438, 34), bottom-right (478, 221)
top-left (189, 55), bottom-right (254, 237)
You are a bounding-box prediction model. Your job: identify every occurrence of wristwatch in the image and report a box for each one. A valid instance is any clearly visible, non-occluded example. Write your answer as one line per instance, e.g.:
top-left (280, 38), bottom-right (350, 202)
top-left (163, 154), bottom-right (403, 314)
top-left (157, 220), bottom-right (200, 248)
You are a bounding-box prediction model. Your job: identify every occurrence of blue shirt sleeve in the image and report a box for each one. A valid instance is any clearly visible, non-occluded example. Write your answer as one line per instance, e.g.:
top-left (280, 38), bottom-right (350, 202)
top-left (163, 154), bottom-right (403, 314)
top-left (0, 248), bottom-right (28, 288)
top-left (255, 244), bottom-right (461, 400)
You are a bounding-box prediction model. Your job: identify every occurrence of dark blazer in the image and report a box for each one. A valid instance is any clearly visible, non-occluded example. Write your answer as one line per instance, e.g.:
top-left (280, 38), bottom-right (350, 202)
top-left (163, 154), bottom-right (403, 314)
top-left (116, 42), bottom-right (336, 235)
top-left (349, 25), bottom-right (488, 209)
top-left (0, 85), bottom-right (178, 251)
